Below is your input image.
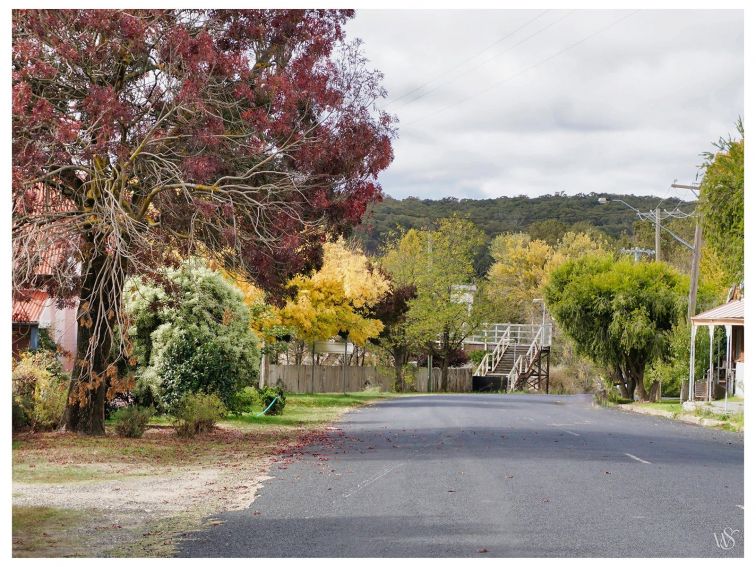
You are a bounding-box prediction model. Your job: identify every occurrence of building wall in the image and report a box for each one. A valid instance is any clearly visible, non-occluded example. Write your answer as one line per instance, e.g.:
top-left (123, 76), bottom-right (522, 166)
top-left (38, 298), bottom-right (78, 371)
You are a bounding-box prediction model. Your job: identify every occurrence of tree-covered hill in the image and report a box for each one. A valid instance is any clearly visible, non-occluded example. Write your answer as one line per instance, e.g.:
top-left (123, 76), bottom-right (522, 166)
top-left (355, 192), bottom-right (694, 254)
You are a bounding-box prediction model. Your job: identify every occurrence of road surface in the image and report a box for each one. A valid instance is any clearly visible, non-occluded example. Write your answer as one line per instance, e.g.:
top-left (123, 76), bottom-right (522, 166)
top-left (178, 394), bottom-right (744, 557)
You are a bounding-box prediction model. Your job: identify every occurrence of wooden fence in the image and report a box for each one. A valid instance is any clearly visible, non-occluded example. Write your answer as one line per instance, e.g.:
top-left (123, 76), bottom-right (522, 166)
top-left (265, 364), bottom-right (473, 393)
top-left (412, 367), bottom-right (473, 393)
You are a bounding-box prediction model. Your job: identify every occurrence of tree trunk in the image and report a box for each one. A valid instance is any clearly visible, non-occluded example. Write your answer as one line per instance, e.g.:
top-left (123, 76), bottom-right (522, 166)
top-left (294, 340), bottom-right (304, 365)
top-left (65, 242), bottom-right (126, 435)
top-left (631, 361), bottom-right (649, 402)
top-left (393, 356), bottom-right (404, 392)
top-left (392, 345), bottom-right (408, 392)
top-left (613, 367), bottom-right (630, 399)
top-left (440, 357), bottom-right (450, 392)
top-left (626, 378), bottom-right (636, 401)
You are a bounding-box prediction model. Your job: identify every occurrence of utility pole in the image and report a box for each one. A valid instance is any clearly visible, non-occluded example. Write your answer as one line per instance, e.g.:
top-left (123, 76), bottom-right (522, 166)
top-left (343, 337), bottom-right (348, 395)
top-left (687, 221), bottom-right (703, 322)
top-left (655, 207), bottom-right (661, 262)
top-left (671, 182), bottom-right (702, 403)
top-left (670, 183), bottom-right (702, 322)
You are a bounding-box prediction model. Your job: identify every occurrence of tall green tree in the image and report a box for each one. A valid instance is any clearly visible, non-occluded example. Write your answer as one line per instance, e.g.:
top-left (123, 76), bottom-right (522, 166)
top-left (382, 217), bottom-right (486, 391)
top-left (544, 254), bottom-right (686, 401)
top-left (368, 282), bottom-right (417, 391)
top-left (698, 121), bottom-right (744, 284)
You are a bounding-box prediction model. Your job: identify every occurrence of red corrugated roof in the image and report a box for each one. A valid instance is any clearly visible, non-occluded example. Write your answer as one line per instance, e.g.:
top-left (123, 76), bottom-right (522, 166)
top-left (12, 290), bottom-right (49, 323)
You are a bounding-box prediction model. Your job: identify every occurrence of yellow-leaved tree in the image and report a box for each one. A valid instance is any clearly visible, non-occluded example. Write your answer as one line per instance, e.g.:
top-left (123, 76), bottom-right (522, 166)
top-left (481, 231), bottom-right (607, 323)
top-left (279, 239), bottom-right (389, 346)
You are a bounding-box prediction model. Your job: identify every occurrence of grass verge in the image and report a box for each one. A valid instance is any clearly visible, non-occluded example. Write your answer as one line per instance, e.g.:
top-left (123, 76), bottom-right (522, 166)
top-left (12, 506), bottom-right (98, 557)
top-left (618, 400), bottom-right (744, 432)
top-left (227, 391), bottom-right (396, 428)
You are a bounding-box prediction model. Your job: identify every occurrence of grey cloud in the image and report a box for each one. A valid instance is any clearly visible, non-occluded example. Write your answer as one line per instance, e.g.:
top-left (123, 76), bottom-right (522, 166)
top-left (346, 9), bottom-right (743, 199)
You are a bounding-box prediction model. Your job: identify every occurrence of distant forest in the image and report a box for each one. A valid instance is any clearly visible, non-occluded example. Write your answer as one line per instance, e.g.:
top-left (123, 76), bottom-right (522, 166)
top-left (355, 192), bottom-right (695, 254)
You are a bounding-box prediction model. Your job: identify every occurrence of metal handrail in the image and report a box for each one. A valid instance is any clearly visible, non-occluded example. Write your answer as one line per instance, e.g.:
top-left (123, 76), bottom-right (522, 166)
top-left (467, 323), bottom-right (552, 347)
top-left (474, 325), bottom-right (511, 376)
top-left (507, 327), bottom-right (543, 390)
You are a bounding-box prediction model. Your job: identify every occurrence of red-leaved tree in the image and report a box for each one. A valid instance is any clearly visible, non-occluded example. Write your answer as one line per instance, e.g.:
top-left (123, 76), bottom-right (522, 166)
top-left (12, 9), bottom-right (394, 434)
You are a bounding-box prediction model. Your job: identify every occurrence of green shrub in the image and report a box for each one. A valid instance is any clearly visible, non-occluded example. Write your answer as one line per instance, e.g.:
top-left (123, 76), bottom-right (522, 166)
top-left (124, 260), bottom-right (260, 409)
top-left (227, 387), bottom-right (258, 416)
top-left (171, 392), bottom-right (226, 437)
top-left (12, 350), bottom-right (68, 431)
top-left (132, 371), bottom-right (164, 412)
top-left (257, 386), bottom-right (285, 416)
top-left (31, 372), bottom-right (68, 430)
top-left (595, 386), bottom-right (633, 406)
top-left (12, 398), bottom-right (29, 430)
top-left (400, 364), bottom-right (416, 392)
top-left (159, 329), bottom-right (258, 409)
top-left (112, 406), bottom-right (154, 438)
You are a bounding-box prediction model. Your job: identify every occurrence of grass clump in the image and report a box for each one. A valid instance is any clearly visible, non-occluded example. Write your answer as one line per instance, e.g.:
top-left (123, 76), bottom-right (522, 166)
top-left (112, 406), bottom-right (154, 438)
top-left (171, 393), bottom-right (226, 437)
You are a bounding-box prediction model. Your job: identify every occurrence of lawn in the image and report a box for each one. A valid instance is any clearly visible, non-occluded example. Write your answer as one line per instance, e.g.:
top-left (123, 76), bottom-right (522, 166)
top-left (12, 506), bottom-right (98, 558)
top-left (228, 391), bottom-right (397, 428)
top-left (12, 391), bottom-right (395, 557)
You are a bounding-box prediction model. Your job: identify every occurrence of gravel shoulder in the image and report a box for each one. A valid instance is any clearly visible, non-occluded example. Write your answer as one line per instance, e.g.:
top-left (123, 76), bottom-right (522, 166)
top-left (12, 394), bottom-right (391, 558)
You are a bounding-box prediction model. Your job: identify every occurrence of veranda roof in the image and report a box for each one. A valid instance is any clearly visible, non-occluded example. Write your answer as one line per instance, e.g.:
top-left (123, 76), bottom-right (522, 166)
top-left (691, 299), bottom-right (744, 327)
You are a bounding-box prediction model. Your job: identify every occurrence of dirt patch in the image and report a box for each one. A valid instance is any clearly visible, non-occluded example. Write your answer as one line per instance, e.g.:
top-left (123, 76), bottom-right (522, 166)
top-left (12, 422), bottom-right (336, 557)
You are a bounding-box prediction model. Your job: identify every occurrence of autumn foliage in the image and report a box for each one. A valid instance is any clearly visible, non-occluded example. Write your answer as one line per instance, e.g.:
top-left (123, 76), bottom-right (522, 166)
top-left (279, 239), bottom-right (390, 345)
top-left (12, 9), bottom-right (394, 433)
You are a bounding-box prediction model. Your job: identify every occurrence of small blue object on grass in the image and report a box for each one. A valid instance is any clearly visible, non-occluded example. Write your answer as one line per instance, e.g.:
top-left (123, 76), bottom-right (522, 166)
top-left (255, 396), bottom-right (280, 417)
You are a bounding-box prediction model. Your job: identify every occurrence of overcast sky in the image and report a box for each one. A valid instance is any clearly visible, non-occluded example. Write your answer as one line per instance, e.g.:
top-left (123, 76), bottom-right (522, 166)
top-left (345, 9), bottom-right (743, 200)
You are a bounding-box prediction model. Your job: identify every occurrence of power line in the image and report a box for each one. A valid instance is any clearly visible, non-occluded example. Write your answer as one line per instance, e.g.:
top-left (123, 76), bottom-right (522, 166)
top-left (391, 10), bottom-right (576, 110)
top-left (387, 10), bottom-right (552, 106)
top-left (403, 10), bottom-right (640, 128)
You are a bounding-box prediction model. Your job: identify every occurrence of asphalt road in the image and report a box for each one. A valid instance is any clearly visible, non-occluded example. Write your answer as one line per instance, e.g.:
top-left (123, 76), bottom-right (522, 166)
top-left (178, 394), bottom-right (744, 557)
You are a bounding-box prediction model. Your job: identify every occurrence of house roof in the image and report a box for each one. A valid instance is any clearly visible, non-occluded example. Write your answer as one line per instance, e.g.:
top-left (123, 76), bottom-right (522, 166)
top-left (12, 290), bottom-right (49, 324)
top-left (691, 299), bottom-right (744, 326)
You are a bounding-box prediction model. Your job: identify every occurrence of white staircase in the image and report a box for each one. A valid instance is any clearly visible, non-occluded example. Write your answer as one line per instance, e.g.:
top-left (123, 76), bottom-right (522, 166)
top-left (473, 323), bottom-right (551, 392)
